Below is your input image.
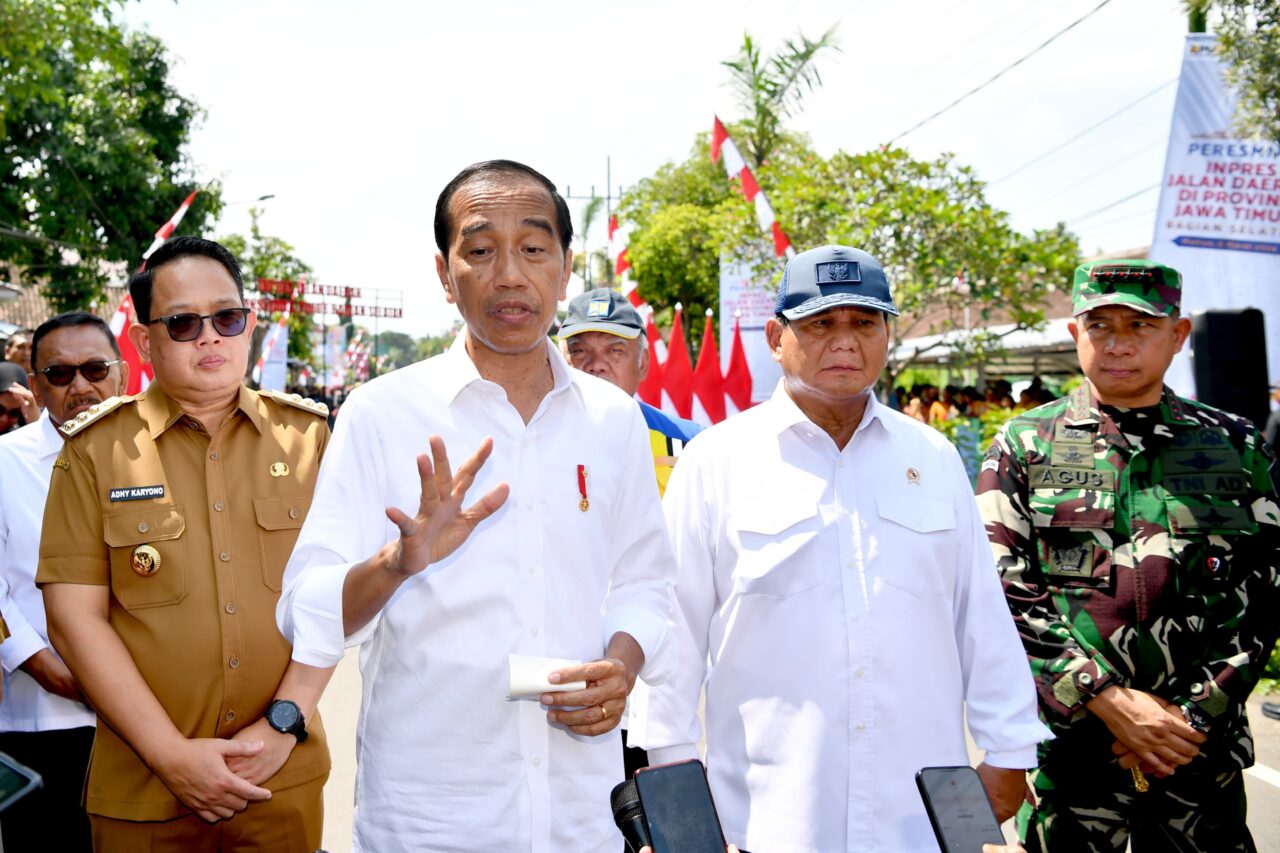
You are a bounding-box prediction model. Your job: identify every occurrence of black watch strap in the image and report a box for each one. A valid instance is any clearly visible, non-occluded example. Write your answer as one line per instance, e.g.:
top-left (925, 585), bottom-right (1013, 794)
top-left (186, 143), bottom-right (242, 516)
top-left (267, 699), bottom-right (309, 743)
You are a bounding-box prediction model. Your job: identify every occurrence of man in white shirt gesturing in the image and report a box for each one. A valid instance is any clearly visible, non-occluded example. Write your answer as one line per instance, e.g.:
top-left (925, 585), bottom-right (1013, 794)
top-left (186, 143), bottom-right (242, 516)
top-left (276, 160), bottom-right (675, 852)
top-left (629, 245), bottom-right (1051, 853)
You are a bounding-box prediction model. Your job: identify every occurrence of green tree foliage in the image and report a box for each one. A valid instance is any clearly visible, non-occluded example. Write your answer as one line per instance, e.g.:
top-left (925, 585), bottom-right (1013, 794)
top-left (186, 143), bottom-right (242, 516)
top-left (721, 26), bottom-right (840, 169)
top-left (221, 208), bottom-right (314, 368)
top-left (373, 330), bottom-right (415, 371)
top-left (0, 0), bottom-right (221, 311)
top-left (1204, 0), bottom-right (1279, 143)
top-left (619, 130), bottom-right (1079, 377)
top-left (414, 322), bottom-right (462, 362)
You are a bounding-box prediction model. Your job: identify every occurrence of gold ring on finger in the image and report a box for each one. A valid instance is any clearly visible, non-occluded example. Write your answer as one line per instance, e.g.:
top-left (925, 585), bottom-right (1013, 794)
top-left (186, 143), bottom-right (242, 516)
top-left (599, 704), bottom-right (609, 721)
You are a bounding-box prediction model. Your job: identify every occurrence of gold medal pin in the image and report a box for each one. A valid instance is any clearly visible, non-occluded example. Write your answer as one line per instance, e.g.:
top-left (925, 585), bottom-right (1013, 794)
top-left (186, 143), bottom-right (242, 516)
top-left (577, 464), bottom-right (590, 512)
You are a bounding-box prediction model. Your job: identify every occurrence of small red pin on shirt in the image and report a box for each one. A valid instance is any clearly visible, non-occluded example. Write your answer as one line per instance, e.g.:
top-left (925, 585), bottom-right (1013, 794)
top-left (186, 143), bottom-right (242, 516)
top-left (577, 464), bottom-right (590, 512)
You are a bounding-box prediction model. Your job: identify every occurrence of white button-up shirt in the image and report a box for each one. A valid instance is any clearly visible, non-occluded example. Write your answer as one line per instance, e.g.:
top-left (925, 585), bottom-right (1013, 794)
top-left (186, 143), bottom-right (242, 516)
top-left (630, 384), bottom-right (1050, 853)
top-left (0, 413), bottom-right (96, 732)
top-left (277, 337), bottom-right (675, 853)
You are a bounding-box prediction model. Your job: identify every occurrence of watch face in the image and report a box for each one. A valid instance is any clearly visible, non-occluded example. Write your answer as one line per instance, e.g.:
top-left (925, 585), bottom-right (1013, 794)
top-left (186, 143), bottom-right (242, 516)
top-left (270, 701), bottom-right (300, 730)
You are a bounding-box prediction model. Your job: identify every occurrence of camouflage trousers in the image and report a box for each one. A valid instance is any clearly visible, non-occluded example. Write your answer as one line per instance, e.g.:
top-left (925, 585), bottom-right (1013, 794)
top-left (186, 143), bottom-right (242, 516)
top-left (1020, 739), bottom-right (1256, 853)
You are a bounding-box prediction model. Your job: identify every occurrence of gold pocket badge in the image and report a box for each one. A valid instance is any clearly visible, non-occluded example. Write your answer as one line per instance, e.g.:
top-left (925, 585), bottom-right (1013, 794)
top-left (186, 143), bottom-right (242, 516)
top-left (906, 467), bottom-right (920, 484)
top-left (270, 462), bottom-right (290, 478)
top-left (131, 544), bottom-right (161, 577)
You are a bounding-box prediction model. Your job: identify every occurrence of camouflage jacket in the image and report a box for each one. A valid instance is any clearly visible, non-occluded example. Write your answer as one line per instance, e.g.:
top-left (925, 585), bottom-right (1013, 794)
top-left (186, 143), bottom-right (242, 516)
top-left (977, 384), bottom-right (1280, 766)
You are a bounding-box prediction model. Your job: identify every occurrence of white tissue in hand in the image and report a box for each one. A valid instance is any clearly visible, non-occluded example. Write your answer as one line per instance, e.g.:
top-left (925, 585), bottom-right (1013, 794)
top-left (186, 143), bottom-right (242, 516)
top-left (508, 654), bottom-right (586, 700)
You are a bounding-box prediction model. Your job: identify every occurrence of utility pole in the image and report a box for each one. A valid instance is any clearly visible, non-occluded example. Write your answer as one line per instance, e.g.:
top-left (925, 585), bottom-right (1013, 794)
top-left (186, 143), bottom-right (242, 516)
top-left (565, 157), bottom-right (625, 289)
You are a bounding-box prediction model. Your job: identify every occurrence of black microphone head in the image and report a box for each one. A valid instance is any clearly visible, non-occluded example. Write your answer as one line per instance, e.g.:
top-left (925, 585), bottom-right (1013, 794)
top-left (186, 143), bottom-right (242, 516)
top-left (611, 778), bottom-right (644, 825)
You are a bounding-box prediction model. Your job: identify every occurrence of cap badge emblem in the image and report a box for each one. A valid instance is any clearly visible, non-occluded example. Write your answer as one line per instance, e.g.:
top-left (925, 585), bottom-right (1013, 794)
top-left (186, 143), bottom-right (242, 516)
top-left (587, 300), bottom-right (610, 317)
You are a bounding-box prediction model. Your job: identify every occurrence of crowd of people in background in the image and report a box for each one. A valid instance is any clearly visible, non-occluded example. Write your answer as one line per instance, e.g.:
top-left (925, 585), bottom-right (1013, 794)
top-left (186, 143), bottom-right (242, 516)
top-left (892, 378), bottom-right (1061, 424)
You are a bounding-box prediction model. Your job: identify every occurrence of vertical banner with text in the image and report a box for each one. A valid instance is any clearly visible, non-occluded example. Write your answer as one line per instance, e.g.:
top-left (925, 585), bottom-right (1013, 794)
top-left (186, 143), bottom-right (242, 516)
top-left (719, 256), bottom-right (781, 403)
top-left (1149, 33), bottom-right (1280, 395)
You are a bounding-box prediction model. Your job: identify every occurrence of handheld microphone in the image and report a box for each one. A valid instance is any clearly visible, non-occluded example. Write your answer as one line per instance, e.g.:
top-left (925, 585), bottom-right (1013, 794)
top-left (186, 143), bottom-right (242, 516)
top-left (611, 778), bottom-right (651, 853)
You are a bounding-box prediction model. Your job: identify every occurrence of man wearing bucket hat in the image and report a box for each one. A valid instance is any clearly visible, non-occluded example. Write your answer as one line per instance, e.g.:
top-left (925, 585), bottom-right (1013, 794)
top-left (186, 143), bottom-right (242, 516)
top-left (629, 245), bottom-right (1049, 852)
top-left (977, 259), bottom-right (1280, 852)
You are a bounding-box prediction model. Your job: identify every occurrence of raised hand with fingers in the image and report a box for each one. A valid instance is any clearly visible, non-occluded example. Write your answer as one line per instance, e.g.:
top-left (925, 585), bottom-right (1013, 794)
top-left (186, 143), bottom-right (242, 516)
top-left (385, 435), bottom-right (510, 578)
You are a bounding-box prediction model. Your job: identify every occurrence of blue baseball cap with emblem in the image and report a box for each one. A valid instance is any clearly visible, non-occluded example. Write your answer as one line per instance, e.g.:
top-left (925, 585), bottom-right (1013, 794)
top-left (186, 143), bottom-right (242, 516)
top-left (775, 245), bottom-right (899, 320)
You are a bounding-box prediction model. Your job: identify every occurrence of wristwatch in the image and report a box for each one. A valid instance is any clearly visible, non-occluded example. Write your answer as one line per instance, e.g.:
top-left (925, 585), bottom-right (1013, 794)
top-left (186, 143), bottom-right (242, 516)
top-left (266, 699), bottom-right (309, 743)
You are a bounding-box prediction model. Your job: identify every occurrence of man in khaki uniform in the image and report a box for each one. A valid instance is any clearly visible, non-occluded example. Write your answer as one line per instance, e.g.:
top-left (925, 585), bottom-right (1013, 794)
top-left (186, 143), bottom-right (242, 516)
top-left (38, 237), bottom-right (334, 852)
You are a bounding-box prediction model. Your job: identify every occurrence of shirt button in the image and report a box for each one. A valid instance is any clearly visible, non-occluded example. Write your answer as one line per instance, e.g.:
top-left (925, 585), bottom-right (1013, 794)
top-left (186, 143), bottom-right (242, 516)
top-left (289, 507), bottom-right (300, 519)
top-left (188, 420), bottom-right (200, 430)
top-left (856, 722), bottom-right (867, 732)
top-left (846, 561), bottom-right (856, 570)
top-left (225, 602), bottom-right (237, 614)
top-left (214, 501), bottom-right (225, 512)
top-left (837, 458), bottom-right (845, 468)
top-left (530, 627), bottom-right (539, 637)
top-left (219, 551), bottom-right (230, 562)
top-left (532, 756), bottom-right (541, 767)
top-left (228, 657), bottom-right (240, 669)
top-left (528, 566), bottom-right (537, 574)
top-left (525, 501), bottom-right (534, 511)
top-left (209, 451), bottom-right (219, 461)
top-left (851, 613), bottom-right (863, 623)
top-left (855, 668), bottom-right (865, 679)
top-left (224, 710), bottom-right (236, 722)
top-left (137, 521), bottom-right (150, 534)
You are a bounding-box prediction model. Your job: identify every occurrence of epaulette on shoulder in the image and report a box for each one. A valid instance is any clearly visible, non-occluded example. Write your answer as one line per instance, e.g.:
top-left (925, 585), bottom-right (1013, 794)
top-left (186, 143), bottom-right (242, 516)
top-left (262, 390), bottom-right (329, 418)
top-left (59, 395), bottom-right (131, 438)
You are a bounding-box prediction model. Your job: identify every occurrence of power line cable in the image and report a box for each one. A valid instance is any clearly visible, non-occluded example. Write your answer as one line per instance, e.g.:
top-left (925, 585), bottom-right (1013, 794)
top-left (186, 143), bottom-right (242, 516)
top-left (1022, 138), bottom-right (1166, 210)
top-left (886, 0), bottom-right (1115, 145)
top-left (1067, 183), bottom-right (1160, 224)
top-left (988, 78), bottom-right (1177, 186)
top-left (1080, 206), bottom-right (1158, 231)
top-left (881, 0), bottom-right (1069, 131)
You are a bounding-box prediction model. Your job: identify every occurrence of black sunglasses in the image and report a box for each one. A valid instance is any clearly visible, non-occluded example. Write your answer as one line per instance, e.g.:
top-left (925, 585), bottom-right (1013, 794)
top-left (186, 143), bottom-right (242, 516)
top-left (35, 359), bottom-right (122, 387)
top-left (148, 308), bottom-right (252, 342)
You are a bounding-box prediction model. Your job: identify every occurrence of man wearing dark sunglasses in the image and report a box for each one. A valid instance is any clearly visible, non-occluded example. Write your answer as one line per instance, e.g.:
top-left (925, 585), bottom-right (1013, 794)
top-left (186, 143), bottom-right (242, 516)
top-left (0, 311), bottom-right (126, 852)
top-left (38, 237), bottom-right (334, 852)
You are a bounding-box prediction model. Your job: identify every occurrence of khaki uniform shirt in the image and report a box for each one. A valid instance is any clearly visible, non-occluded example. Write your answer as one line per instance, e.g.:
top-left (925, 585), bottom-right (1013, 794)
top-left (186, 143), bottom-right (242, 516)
top-left (37, 385), bottom-right (331, 821)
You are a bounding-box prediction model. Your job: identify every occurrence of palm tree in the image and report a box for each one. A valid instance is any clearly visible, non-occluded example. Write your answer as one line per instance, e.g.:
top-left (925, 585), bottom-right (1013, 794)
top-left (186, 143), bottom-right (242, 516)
top-left (721, 26), bottom-right (840, 169)
top-left (577, 195), bottom-right (605, 286)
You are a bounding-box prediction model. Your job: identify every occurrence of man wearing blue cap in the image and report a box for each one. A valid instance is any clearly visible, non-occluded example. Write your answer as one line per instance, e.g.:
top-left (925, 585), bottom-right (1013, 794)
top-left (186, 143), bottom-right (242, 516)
top-left (629, 245), bottom-right (1049, 852)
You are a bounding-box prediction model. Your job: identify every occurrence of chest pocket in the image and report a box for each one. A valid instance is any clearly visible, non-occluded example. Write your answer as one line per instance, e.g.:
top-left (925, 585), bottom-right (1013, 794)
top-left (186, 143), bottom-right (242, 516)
top-left (874, 495), bottom-right (953, 597)
top-left (1164, 492), bottom-right (1256, 592)
top-left (254, 496), bottom-right (311, 592)
top-left (1028, 488), bottom-right (1116, 588)
top-left (104, 505), bottom-right (186, 609)
top-left (731, 501), bottom-right (824, 599)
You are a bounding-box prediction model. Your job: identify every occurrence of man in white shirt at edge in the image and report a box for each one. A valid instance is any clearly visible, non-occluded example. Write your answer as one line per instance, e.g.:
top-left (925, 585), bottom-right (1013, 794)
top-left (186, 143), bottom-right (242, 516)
top-left (0, 311), bottom-right (128, 851)
top-left (275, 159), bottom-right (675, 853)
top-left (628, 245), bottom-right (1052, 853)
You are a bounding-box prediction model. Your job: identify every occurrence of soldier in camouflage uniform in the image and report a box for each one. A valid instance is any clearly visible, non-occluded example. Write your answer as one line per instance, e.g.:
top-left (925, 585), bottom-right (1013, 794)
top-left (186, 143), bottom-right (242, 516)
top-left (977, 258), bottom-right (1280, 852)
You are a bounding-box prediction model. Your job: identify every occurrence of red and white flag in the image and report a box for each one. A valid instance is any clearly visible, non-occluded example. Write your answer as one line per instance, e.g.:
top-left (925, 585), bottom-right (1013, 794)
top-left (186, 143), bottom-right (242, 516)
top-left (711, 116), bottom-right (794, 260)
top-left (661, 304), bottom-right (693, 419)
top-left (637, 309), bottom-right (665, 408)
top-left (141, 190), bottom-right (199, 261)
top-left (724, 313), bottom-right (753, 415)
top-left (691, 310), bottom-right (726, 426)
top-left (108, 294), bottom-right (153, 395)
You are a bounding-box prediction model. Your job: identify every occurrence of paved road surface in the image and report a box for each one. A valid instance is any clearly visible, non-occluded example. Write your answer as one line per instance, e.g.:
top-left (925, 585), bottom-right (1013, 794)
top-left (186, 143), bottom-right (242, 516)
top-left (316, 652), bottom-right (1280, 852)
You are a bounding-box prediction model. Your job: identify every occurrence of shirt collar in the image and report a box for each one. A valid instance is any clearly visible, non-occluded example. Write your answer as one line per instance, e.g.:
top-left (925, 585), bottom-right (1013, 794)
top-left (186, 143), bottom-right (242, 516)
top-left (764, 380), bottom-right (898, 440)
top-left (137, 383), bottom-right (263, 438)
top-left (1066, 382), bottom-right (1198, 430)
top-left (36, 410), bottom-right (63, 458)
top-left (437, 329), bottom-right (574, 409)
